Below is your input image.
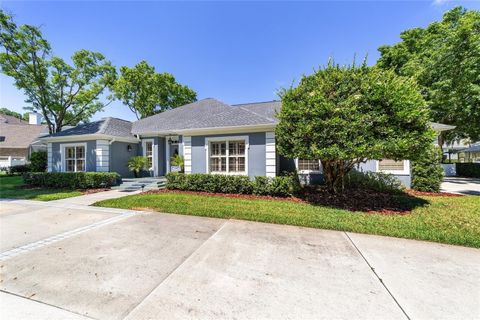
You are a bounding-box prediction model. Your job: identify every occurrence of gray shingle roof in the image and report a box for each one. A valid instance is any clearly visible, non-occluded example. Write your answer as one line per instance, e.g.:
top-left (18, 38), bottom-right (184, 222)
top-left (0, 123), bottom-right (48, 148)
top-left (47, 117), bottom-right (133, 138)
top-left (131, 98), bottom-right (279, 134)
top-left (0, 113), bottom-right (27, 125)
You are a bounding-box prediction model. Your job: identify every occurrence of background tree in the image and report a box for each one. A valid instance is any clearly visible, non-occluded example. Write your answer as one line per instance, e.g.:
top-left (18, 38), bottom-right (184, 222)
top-left (110, 60), bottom-right (197, 119)
top-left (377, 6), bottom-right (480, 145)
top-left (276, 62), bottom-right (435, 193)
top-left (0, 10), bottom-right (117, 133)
top-left (0, 107), bottom-right (28, 120)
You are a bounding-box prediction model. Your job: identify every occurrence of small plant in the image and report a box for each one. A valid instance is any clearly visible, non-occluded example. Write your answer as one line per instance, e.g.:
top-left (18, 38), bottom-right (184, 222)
top-left (412, 145), bottom-right (444, 192)
top-left (170, 154), bottom-right (185, 173)
top-left (29, 151), bottom-right (47, 172)
top-left (344, 170), bottom-right (404, 194)
top-left (127, 156), bottom-right (148, 178)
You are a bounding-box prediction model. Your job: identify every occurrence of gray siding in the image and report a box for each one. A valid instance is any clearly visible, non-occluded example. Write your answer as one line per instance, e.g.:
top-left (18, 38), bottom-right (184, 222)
top-left (191, 132), bottom-right (266, 178)
top-left (50, 141), bottom-right (96, 172)
top-left (139, 137), bottom-right (166, 176)
top-left (110, 141), bottom-right (138, 178)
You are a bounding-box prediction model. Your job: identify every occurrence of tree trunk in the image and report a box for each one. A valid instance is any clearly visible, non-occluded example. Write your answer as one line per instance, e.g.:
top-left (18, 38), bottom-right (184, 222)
top-left (323, 160), bottom-right (351, 194)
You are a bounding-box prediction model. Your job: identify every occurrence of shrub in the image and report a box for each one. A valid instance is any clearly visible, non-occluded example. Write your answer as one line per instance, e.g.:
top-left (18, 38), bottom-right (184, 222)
top-left (7, 164), bottom-right (30, 175)
top-left (411, 145), bottom-right (444, 192)
top-left (127, 156), bottom-right (148, 178)
top-left (456, 163), bottom-right (480, 178)
top-left (165, 173), bottom-right (300, 197)
top-left (23, 172), bottom-right (121, 189)
top-left (29, 151), bottom-right (47, 172)
top-left (344, 170), bottom-right (404, 194)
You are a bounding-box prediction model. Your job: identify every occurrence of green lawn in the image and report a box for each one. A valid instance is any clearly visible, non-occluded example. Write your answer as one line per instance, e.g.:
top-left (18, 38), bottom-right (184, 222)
top-left (0, 175), bottom-right (82, 201)
top-left (94, 191), bottom-right (480, 248)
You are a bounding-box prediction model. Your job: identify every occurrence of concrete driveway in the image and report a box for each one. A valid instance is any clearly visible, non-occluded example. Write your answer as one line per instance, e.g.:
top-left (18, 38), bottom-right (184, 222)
top-left (441, 177), bottom-right (480, 195)
top-left (1, 200), bottom-right (479, 320)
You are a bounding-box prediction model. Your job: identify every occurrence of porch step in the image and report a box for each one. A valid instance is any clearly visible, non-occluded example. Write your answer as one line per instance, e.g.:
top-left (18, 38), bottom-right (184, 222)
top-left (112, 177), bottom-right (166, 192)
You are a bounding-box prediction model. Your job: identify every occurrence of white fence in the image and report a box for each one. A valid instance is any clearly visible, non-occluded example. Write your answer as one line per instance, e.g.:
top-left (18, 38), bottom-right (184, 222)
top-left (0, 156), bottom-right (26, 169)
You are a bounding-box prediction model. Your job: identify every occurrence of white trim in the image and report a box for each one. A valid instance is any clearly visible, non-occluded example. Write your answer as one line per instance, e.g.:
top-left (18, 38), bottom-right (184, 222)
top-left (295, 159), bottom-right (323, 174)
top-left (95, 140), bottom-right (110, 172)
top-left (60, 142), bottom-right (87, 172)
top-left (205, 136), bottom-right (249, 175)
top-left (41, 134), bottom-right (139, 144)
top-left (376, 159), bottom-right (410, 175)
top-left (47, 143), bottom-right (52, 172)
top-left (183, 136), bottom-right (192, 174)
top-left (265, 131), bottom-right (276, 177)
top-left (142, 139), bottom-right (155, 174)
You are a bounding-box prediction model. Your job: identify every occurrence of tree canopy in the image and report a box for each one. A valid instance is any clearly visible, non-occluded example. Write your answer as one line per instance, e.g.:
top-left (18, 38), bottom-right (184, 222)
top-left (377, 6), bottom-right (480, 144)
top-left (0, 10), bottom-right (117, 133)
top-left (110, 60), bottom-right (197, 119)
top-left (276, 62), bottom-right (435, 193)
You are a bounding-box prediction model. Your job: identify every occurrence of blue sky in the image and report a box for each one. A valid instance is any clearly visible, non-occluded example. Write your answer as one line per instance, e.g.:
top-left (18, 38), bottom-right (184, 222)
top-left (1, 1), bottom-right (479, 122)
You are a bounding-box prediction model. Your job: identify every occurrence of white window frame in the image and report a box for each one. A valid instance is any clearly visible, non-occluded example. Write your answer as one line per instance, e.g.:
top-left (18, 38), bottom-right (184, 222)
top-left (376, 159), bottom-right (410, 175)
top-left (205, 136), bottom-right (249, 175)
top-left (60, 142), bottom-right (87, 172)
top-left (295, 159), bottom-right (322, 174)
top-left (142, 139), bottom-right (155, 172)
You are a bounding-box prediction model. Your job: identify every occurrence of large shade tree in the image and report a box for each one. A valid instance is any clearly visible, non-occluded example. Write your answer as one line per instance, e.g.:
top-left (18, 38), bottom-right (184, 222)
top-left (0, 10), bottom-right (117, 133)
top-left (276, 62), bottom-right (435, 193)
top-left (110, 60), bottom-right (197, 119)
top-left (377, 6), bottom-right (480, 145)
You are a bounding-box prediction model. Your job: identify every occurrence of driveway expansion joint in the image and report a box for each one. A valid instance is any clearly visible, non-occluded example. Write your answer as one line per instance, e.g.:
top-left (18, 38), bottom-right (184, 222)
top-left (0, 210), bottom-right (142, 262)
top-left (121, 220), bottom-right (230, 320)
top-left (344, 232), bottom-right (411, 320)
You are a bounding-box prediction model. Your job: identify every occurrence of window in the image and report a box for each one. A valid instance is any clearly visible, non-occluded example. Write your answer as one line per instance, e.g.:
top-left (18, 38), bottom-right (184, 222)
top-left (378, 159), bottom-right (404, 171)
top-left (145, 141), bottom-right (153, 169)
top-left (65, 146), bottom-right (85, 172)
top-left (209, 140), bottom-right (246, 174)
top-left (297, 159), bottom-right (320, 172)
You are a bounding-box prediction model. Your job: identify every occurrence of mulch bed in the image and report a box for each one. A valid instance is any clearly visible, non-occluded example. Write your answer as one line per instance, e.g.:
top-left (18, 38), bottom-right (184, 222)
top-left (79, 188), bottom-right (111, 195)
top-left (141, 188), bottom-right (445, 215)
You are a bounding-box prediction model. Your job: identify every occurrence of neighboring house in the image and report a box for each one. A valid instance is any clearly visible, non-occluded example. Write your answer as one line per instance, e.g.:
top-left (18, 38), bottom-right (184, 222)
top-left (442, 139), bottom-right (480, 163)
top-left (461, 143), bottom-right (480, 163)
top-left (40, 98), bottom-right (453, 187)
top-left (0, 112), bottom-right (48, 168)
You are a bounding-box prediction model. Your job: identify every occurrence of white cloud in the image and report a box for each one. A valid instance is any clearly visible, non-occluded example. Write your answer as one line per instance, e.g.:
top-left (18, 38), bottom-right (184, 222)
top-left (432, 0), bottom-right (450, 6)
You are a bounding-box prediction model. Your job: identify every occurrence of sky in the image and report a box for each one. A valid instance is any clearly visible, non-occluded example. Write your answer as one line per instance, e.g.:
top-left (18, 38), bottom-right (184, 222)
top-left (1, 0), bottom-right (479, 122)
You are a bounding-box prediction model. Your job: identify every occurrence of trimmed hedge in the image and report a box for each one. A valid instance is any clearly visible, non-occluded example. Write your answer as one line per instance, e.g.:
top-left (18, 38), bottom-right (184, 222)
top-left (344, 170), bottom-right (404, 194)
top-left (166, 172), bottom-right (300, 197)
top-left (456, 163), bottom-right (480, 178)
top-left (23, 172), bottom-right (121, 189)
top-left (412, 145), bottom-right (444, 192)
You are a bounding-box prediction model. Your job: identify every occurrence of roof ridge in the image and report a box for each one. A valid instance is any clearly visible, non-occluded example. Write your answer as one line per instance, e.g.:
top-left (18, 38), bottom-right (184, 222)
top-left (98, 117), bottom-right (111, 134)
top-left (231, 100), bottom-right (280, 106)
top-left (237, 106), bottom-right (277, 123)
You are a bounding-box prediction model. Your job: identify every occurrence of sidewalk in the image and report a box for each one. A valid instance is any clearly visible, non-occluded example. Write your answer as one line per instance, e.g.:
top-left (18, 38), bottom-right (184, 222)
top-left (50, 189), bottom-right (141, 206)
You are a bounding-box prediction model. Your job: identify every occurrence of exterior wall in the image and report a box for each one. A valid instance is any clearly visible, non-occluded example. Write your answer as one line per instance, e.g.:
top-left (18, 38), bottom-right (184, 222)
top-left (110, 141), bottom-right (138, 178)
top-left (189, 132), bottom-right (266, 178)
top-left (50, 141), bottom-right (96, 172)
top-left (96, 140), bottom-right (109, 172)
top-left (357, 160), bottom-right (411, 189)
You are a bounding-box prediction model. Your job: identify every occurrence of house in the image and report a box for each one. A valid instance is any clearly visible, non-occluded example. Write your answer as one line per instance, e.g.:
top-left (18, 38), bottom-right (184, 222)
top-left (461, 143), bottom-right (480, 163)
top-left (0, 112), bottom-right (49, 169)
top-left (40, 98), bottom-right (451, 187)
